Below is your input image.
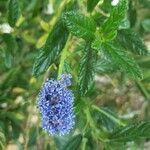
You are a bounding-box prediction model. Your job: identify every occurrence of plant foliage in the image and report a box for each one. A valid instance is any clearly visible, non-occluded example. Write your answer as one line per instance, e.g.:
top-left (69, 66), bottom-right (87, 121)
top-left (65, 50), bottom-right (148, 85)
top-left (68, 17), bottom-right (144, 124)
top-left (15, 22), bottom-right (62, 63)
top-left (0, 0), bottom-right (149, 149)
top-left (8, 0), bottom-right (20, 27)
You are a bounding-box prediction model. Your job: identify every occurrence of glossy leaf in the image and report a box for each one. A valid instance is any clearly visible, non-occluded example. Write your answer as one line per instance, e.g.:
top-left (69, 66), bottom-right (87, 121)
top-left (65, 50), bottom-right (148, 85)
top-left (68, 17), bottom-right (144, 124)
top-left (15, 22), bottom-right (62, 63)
top-left (102, 42), bottom-right (143, 80)
top-left (91, 37), bottom-right (102, 50)
top-left (78, 42), bottom-right (97, 96)
top-left (32, 1), bottom-right (78, 76)
top-left (8, 0), bottom-right (20, 27)
top-left (109, 121), bottom-right (150, 142)
top-left (101, 0), bottom-right (128, 40)
top-left (63, 11), bottom-right (96, 40)
top-left (95, 57), bottom-right (116, 73)
top-left (118, 29), bottom-right (148, 55)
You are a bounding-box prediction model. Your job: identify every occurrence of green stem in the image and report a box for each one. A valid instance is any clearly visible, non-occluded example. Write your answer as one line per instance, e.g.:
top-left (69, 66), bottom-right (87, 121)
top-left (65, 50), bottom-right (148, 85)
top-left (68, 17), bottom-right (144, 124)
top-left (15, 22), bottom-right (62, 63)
top-left (81, 138), bottom-right (88, 150)
top-left (57, 35), bottom-right (71, 78)
top-left (92, 105), bottom-right (126, 127)
top-left (49, 0), bottom-right (69, 28)
top-left (136, 81), bottom-right (150, 101)
top-left (84, 108), bottom-right (96, 129)
top-left (84, 107), bottom-right (106, 142)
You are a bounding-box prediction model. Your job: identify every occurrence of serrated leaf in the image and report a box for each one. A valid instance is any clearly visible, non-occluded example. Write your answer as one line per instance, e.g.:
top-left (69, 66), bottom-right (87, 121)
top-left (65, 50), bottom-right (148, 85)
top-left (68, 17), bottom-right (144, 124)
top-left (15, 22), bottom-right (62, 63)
top-left (63, 60), bottom-right (72, 74)
top-left (33, 20), bottom-right (69, 76)
top-left (61, 134), bottom-right (82, 150)
top-left (87, 0), bottom-right (100, 12)
top-left (91, 37), bottom-right (102, 50)
top-left (32, 1), bottom-right (78, 76)
top-left (93, 106), bottom-right (124, 131)
top-left (8, 0), bottom-right (20, 27)
top-left (102, 42), bottom-right (143, 80)
top-left (63, 11), bottom-right (96, 40)
top-left (119, 15), bottom-right (130, 29)
top-left (109, 121), bottom-right (150, 142)
top-left (95, 57), bottom-right (116, 73)
top-left (78, 42), bottom-right (97, 96)
top-left (118, 29), bottom-right (148, 55)
top-left (101, 0), bottom-right (128, 40)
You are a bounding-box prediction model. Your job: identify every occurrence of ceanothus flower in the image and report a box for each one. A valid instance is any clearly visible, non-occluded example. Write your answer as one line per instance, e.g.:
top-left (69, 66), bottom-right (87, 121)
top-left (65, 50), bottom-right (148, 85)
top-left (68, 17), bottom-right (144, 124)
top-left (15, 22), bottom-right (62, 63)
top-left (37, 74), bottom-right (75, 136)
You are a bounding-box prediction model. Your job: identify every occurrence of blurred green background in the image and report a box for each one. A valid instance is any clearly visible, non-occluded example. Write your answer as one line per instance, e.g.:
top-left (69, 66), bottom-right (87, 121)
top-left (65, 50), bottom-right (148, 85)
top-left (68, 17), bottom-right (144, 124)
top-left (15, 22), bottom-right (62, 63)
top-left (0, 0), bottom-right (150, 149)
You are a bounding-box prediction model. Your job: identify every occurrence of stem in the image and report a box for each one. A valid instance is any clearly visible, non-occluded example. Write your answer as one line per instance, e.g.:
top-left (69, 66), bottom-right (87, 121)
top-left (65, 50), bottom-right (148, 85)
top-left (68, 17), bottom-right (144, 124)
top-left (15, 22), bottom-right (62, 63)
top-left (92, 105), bottom-right (126, 127)
top-left (95, 8), bottom-right (110, 17)
top-left (81, 138), bottom-right (88, 150)
top-left (57, 35), bottom-right (71, 78)
top-left (82, 121), bottom-right (88, 135)
top-left (136, 81), bottom-right (150, 101)
top-left (49, 0), bottom-right (69, 28)
top-left (84, 107), bottom-right (106, 142)
top-left (24, 108), bottom-right (32, 150)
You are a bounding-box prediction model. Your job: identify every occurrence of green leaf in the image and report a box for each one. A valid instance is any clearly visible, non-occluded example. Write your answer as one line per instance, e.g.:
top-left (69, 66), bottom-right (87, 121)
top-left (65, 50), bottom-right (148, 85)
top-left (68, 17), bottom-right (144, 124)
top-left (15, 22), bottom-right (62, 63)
top-left (0, 47), bottom-right (4, 58)
top-left (95, 57), bottom-right (116, 73)
top-left (118, 29), bottom-right (148, 55)
top-left (32, 1), bottom-right (78, 76)
top-left (0, 68), bottom-right (20, 90)
top-left (27, 127), bottom-right (38, 147)
top-left (3, 33), bottom-right (18, 68)
top-left (0, 129), bottom-right (5, 150)
top-left (102, 42), bottom-right (143, 80)
top-left (84, 135), bottom-right (98, 150)
top-left (109, 121), bottom-right (150, 142)
top-left (61, 134), bottom-right (82, 150)
top-left (87, 0), bottom-right (100, 12)
top-left (101, 0), bottom-right (128, 40)
top-left (91, 37), bottom-right (102, 50)
top-left (3, 47), bottom-right (12, 68)
top-left (5, 112), bottom-right (23, 139)
top-left (63, 11), bottom-right (96, 40)
top-left (128, 0), bottom-right (137, 27)
top-left (63, 60), bottom-right (72, 74)
top-left (33, 20), bottom-right (69, 76)
top-left (92, 105), bottom-right (125, 132)
top-left (119, 15), bottom-right (130, 29)
top-left (11, 121), bottom-right (21, 139)
top-left (8, 0), bottom-right (20, 27)
top-left (78, 42), bottom-right (97, 96)
top-left (142, 19), bottom-right (150, 32)
top-left (6, 112), bottom-right (24, 126)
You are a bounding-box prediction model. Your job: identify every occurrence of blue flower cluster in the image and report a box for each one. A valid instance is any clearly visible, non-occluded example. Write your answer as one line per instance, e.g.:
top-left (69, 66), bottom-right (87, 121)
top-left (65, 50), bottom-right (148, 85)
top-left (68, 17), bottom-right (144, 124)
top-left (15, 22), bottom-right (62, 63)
top-left (38, 74), bottom-right (75, 136)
